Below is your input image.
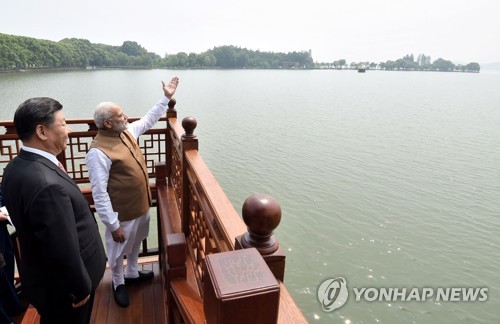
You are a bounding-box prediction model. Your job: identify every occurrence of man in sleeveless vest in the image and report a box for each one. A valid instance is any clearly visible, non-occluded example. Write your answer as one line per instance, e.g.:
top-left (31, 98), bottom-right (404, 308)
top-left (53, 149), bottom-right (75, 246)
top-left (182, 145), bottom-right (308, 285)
top-left (86, 76), bottom-right (179, 307)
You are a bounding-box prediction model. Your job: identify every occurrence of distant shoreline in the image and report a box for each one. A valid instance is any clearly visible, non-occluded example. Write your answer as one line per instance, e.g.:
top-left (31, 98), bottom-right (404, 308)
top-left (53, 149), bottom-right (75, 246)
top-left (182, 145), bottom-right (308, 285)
top-left (0, 67), bottom-right (481, 73)
top-left (0, 66), bottom-right (152, 73)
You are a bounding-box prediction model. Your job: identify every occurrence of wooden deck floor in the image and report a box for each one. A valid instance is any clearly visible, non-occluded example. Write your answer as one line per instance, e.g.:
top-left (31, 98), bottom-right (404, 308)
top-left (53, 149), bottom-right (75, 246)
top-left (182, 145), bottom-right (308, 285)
top-left (14, 257), bottom-right (166, 324)
top-left (91, 257), bottom-right (166, 324)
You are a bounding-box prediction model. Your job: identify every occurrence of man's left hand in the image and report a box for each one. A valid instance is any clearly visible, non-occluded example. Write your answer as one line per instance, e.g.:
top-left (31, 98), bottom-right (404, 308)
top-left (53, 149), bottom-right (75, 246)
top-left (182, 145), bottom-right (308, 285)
top-left (162, 76), bottom-right (179, 99)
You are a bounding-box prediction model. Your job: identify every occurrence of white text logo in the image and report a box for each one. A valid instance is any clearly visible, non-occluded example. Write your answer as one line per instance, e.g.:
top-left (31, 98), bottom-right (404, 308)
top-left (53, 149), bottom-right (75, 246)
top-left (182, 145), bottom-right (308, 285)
top-left (318, 278), bottom-right (488, 312)
top-left (353, 287), bottom-right (488, 302)
top-left (317, 277), bottom-right (349, 312)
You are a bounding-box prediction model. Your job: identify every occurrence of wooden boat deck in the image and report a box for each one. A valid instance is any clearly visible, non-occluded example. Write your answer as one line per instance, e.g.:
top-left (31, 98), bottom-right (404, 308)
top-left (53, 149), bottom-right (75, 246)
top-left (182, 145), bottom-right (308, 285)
top-left (91, 257), bottom-right (166, 324)
top-left (13, 257), bottom-right (166, 324)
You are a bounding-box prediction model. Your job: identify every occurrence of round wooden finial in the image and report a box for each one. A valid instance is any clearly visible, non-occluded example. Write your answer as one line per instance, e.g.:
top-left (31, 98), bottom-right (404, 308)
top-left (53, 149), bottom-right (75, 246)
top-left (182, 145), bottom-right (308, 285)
top-left (240, 194), bottom-right (281, 254)
top-left (88, 122), bottom-right (98, 131)
top-left (167, 98), bottom-right (177, 112)
top-left (182, 116), bottom-right (197, 138)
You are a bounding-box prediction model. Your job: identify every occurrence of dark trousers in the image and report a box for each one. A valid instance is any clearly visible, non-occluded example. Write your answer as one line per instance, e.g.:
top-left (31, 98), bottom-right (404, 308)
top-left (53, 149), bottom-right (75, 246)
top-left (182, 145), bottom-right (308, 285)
top-left (39, 292), bottom-right (95, 324)
top-left (0, 224), bottom-right (24, 323)
top-left (1, 265), bottom-right (24, 323)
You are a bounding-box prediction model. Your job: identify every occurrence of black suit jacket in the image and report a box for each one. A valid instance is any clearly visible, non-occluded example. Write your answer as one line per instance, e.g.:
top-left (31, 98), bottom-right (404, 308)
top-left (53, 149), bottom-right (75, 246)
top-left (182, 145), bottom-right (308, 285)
top-left (1, 149), bottom-right (106, 311)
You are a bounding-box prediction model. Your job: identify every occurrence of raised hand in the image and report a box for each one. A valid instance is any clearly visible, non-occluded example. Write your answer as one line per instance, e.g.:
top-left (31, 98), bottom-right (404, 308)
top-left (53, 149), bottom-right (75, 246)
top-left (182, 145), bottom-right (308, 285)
top-left (162, 76), bottom-right (180, 99)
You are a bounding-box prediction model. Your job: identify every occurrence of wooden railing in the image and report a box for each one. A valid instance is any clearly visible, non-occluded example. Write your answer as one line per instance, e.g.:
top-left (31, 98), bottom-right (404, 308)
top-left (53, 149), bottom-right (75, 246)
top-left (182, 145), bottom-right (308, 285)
top-left (1, 103), bottom-right (174, 256)
top-left (0, 99), bottom-right (306, 323)
top-left (156, 103), bottom-right (306, 323)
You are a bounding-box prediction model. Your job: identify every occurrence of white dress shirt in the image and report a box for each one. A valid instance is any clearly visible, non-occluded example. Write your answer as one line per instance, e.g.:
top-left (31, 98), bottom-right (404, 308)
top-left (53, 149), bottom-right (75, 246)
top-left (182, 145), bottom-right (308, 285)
top-left (85, 96), bottom-right (169, 267)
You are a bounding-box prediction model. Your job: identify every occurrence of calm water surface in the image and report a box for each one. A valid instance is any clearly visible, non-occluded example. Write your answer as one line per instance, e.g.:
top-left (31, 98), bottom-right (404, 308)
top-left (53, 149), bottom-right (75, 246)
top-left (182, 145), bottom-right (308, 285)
top-left (1, 69), bottom-right (499, 323)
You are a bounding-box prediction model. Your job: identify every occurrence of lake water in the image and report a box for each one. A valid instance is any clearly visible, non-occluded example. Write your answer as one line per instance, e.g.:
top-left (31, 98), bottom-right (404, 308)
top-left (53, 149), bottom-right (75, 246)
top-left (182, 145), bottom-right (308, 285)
top-left (1, 69), bottom-right (499, 323)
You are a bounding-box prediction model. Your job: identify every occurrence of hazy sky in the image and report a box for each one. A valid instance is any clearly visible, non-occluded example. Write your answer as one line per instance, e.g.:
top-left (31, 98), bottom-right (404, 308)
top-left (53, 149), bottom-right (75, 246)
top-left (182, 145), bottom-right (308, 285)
top-left (2, 0), bottom-right (499, 64)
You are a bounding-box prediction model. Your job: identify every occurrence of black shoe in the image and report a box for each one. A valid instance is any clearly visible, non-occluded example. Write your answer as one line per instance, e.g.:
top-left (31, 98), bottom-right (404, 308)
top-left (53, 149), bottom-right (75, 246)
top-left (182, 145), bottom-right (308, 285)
top-left (113, 284), bottom-right (129, 308)
top-left (124, 270), bottom-right (154, 285)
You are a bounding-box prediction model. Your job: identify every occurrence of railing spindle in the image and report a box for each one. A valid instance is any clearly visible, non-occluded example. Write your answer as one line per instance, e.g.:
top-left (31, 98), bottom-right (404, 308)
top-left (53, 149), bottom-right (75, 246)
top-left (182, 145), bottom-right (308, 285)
top-left (181, 117), bottom-right (198, 236)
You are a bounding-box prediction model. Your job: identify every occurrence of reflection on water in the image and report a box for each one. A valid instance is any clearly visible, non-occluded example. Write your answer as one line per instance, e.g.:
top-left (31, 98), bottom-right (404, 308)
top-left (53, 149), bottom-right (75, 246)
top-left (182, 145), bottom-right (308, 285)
top-left (1, 69), bottom-right (499, 323)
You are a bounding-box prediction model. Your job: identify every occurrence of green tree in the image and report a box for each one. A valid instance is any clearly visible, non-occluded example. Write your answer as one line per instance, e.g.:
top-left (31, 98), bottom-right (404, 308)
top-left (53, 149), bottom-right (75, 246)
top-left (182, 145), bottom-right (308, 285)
top-left (176, 52), bottom-right (189, 67)
top-left (120, 41), bottom-right (147, 57)
top-left (203, 53), bottom-right (216, 67)
top-left (432, 58), bottom-right (455, 71)
top-left (165, 54), bottom-right (179, 67)
top-left (464, 62), bottom-right (480, 72)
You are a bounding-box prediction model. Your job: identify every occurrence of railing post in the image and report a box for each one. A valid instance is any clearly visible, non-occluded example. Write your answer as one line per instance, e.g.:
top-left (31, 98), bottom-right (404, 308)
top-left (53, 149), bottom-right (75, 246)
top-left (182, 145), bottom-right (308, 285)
top-left (165, 98), bottom-right (177, 178)
top-left (87, 121), bottom-right (98, 131)
top-left (235, 194), bottom-right (287, 281)
top-left (181, 116), bottom-right (198, 236)
top-left (204, 248), bottom-right (280, 324)
top-left (167, 98), bottom-right (177, 118)
top-left (155, 162), bottom-right (167, 187)
top-left (155, 162), bottom-right (167, 269)
top-left (2, 121), bottom-right (16, 134)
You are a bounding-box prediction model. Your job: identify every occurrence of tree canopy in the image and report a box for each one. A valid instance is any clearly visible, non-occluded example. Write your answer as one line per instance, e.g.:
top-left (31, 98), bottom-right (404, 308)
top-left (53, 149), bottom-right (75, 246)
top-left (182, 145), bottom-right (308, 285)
top-left (162, 46), bottom-right (314, 69)
top-left (0, 34), bottom-right (162, 69)
top-left (0, 33), bottom-right (314, 70)
top-left (316, 53), bottom-right (480, 72)
top-left (0, 33), bottom-right (479, 72)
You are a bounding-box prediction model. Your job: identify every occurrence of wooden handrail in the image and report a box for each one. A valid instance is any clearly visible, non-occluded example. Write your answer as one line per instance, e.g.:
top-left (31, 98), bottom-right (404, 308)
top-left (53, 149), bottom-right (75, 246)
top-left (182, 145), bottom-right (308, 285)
top-left (170, 279), bottom-right (205, 324)
top-left (1, 116), bottom-right (168, 184)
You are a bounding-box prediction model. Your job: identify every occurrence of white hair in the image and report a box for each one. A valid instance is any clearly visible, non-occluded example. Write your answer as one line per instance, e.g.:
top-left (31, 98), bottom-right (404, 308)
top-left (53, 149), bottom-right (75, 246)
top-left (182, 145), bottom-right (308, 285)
top-left (94, 102), bottom-right (116, 129)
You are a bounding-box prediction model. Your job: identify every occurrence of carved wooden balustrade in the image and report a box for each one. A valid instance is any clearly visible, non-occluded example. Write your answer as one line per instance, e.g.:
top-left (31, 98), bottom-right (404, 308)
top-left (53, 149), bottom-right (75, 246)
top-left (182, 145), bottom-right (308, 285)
top-left (0, 99), bottom-right (306, 323)
top-left (0, 104), bottom-right (174, 256)
top-left (156, 103), bottom-right (306, 323)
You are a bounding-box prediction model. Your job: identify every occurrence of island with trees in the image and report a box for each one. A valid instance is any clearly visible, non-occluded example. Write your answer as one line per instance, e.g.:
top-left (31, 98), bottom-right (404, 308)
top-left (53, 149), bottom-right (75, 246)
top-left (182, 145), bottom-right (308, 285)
top-left (0, 33), bottom-right (480, 72)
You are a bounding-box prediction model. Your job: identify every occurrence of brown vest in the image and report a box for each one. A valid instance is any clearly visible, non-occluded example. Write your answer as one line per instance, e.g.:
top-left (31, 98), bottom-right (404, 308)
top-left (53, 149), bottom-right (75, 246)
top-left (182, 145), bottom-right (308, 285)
top-left (90, 129), bottom-right (152, 221)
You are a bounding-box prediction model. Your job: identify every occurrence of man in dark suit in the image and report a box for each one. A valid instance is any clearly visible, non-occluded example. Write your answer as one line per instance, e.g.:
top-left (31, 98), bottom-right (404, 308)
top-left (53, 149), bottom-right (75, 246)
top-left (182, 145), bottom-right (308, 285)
top-left (1, 97), bottom-right (106, 324)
